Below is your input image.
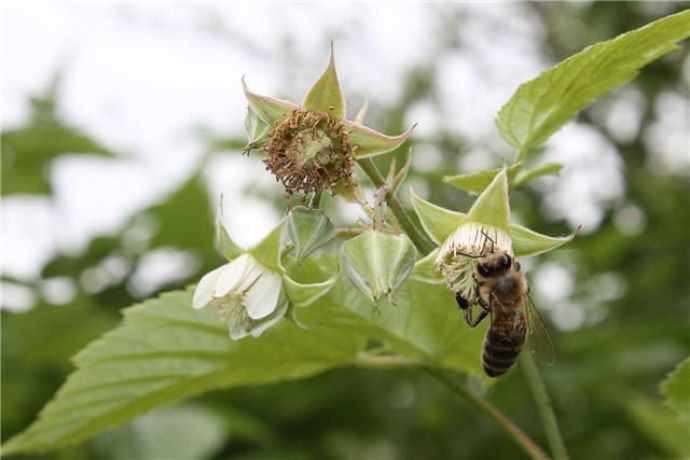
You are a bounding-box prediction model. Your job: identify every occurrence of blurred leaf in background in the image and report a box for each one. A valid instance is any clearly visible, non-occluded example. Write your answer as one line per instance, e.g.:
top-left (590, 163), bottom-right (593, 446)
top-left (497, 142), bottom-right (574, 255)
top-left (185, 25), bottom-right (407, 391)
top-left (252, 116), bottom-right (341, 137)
top-left (1, 77), bottom-right (114, 196)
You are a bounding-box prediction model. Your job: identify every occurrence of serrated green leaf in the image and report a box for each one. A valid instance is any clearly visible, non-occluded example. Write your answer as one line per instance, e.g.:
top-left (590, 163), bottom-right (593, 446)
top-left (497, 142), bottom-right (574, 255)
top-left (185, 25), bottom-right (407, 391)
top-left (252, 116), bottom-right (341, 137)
top-left (497, 10), bottom-right (690, 157)
top-left (302, 46), bottom-right (345, 118)
top-left (340, 231), bottom-right (417, 304)
top-left (1, 289), bottom-right (366, 456)
top-left (286, 207), bottom-right (335, 263)
top-left (410, 190), bottom-right (466, 245)
top-left (298, 274), bottom-right (486, 378)
top-left (660, 356), bottom-right (690, 424)
top-left (513, 162), bottom-right (563, 188)
top-left (626, 392), bottom-right (690, 457)
top-left (443, 163), bottom-right (522, 195)
top-left (509, 223), bottom-right (576, 257)
top-left (466, 170), bottom-right (510, 229)
top-left (248, 222), bottom-right (284, 272)
top-left (347, 121), bottom-right (415, 158)
top-left (242, 78), bottom-right (298, 127)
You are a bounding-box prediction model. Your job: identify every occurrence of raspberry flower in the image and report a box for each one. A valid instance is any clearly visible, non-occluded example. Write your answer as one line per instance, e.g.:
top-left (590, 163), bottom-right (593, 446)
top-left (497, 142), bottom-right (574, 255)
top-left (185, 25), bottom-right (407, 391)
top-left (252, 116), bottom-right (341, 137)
top-left (411, 170), bottom-right (576, 301)
top-left (242, 47), bottom-right (414, 196)
top-left (193, 253), bottom-right (287, 340)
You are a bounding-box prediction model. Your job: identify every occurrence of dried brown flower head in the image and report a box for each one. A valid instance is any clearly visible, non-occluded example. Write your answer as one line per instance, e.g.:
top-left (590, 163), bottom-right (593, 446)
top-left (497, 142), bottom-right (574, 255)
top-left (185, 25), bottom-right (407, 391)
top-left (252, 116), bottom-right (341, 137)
top-left (262, 109), bottom-right (354, 196)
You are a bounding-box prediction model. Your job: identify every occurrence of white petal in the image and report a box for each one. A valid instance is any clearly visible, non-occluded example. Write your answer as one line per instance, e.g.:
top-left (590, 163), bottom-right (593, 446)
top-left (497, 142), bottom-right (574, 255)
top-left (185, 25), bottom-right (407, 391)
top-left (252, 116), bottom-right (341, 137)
top-left (235, 255), bottom-right (264, 292)
top-left (214, 254), bottom-right (253, 297)
top-left (244, 271), bottom-right (282, 319)
top-left (192, 264), bottom-right (229, 309)
top-left (249, 298), bottom-right (288, 337)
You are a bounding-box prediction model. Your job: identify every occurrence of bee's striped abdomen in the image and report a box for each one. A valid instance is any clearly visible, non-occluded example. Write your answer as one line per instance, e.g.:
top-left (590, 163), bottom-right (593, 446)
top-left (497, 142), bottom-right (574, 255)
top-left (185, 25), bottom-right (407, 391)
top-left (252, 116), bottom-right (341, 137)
top-left (482, 314), bottom-right (526, 377)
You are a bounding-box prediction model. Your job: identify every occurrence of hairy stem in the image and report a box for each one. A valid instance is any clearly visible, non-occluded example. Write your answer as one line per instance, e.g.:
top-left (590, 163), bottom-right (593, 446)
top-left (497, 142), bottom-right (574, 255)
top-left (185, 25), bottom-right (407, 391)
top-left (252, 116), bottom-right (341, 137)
top-left (357, 157), bottom-right (435, 254)
top-left (425, 367), bottom-right (550, 460)
top-left (521, 354), bottom-right (569, 460)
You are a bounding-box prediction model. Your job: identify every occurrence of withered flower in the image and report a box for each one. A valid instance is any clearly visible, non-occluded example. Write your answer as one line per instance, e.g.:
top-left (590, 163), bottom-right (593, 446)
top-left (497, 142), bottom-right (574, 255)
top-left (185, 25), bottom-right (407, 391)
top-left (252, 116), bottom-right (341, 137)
top-left (243, 47), bottom-right (414, 197)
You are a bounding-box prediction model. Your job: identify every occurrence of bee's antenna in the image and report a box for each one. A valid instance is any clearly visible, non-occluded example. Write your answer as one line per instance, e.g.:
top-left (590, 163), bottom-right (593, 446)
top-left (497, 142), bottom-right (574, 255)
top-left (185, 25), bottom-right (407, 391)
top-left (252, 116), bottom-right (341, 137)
top-left (479, 228), bottom-right (496, 255)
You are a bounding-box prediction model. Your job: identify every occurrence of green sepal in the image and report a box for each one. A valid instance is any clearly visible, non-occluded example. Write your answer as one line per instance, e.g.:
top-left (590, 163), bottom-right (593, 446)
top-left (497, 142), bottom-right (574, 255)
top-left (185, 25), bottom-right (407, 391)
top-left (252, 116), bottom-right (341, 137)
top-left (513, 162), bottom-right (563, 188)
top-left (302, 45), bottom-right (345, 118)
top-left (354, 99), bottom-right (369, 124)
top-left (216, 204), bottom-right (244, 261)
top-left (283, 275), bottom-right (336, 309)
top-left (249, 221), bottom-right (284, 272)
top-left (242, 78), bottom-right (298, 127)
top-left (347, 121), bottom-right (415, 158)
top-left (280, 254), bottom-right (337, 310)
top-left (340, 230), bottom-right (417, 305)
top-left (509, 223), bottom-right (577, 257)
top-left (286, 206), bottom-right (336, 263)
top-left (389, 152), bottom-right (412, 196)
top-left (410, 189), bottom-right (466, 244)
top-left (217, 223), bottom-right (243, 262)
top-left (242, 107), bottom-right (271, 153)
top-left (443, 163), bottom-right (522, 195)
top-left (466, 169), bottom-right (510, 229)
top-left (411, 248), bottom-right (443, 284)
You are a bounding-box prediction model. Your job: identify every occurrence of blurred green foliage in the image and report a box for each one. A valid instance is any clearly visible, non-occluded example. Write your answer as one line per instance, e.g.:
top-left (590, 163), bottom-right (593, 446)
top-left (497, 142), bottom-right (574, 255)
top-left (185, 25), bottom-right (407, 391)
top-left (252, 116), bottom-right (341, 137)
top-left (2, 3), bottom-right (689, 459)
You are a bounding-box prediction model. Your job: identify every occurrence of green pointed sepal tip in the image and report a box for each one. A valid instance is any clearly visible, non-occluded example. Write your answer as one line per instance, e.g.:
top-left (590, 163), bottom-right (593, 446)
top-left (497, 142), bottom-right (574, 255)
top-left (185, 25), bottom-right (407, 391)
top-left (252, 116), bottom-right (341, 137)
top-left (410, 188), bottom-right (466, 245)
top-left (216, 202), bottom-right (244, 261)
top-left (347, 121), bottom-right (416, 158)
top-left (286, 206), bottom-right (336, 263)
top-left (302, 44), bottom-right (345, 118)
top-left (467, 169), bottom-right (510, 229)
top-left (242, 76), bottom-right (299, 127)
top-left (509, 224), bottom-right (578, 257)
top-left (248, 221), bottom-right (284, 272)
top-left (443, 163), bottom-right (522, 195)
top-left (340, 230), bottom-right (417, 305)
top-left (282, 274), bottom-right (336, 309)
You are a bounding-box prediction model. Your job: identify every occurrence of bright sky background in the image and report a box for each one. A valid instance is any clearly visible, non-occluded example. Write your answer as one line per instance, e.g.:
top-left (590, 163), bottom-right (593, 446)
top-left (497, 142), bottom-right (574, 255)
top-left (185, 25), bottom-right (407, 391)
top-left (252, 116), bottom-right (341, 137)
top-left (2, 1), bottom-right (687, 326)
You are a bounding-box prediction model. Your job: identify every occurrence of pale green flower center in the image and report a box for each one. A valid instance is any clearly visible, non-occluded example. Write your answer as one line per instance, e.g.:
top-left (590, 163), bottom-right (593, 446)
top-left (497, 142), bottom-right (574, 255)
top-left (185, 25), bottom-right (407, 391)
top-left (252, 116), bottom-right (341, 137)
top-left (290, 129), bottom-right (333, 165)
top-left (212, 293), bottom-right (253, 339)
top-left (436, 222), bottom-right (513, 302)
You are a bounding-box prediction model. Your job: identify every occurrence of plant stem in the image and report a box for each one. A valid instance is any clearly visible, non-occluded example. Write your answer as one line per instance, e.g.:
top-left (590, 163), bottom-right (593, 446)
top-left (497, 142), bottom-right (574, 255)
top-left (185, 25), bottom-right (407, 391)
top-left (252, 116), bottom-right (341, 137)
top-left (521, 354), bottom-right (569, 460)
top-left (425, 366), bottom-right (549, 460)
top-left (357, 157), bottom-right (435, 254)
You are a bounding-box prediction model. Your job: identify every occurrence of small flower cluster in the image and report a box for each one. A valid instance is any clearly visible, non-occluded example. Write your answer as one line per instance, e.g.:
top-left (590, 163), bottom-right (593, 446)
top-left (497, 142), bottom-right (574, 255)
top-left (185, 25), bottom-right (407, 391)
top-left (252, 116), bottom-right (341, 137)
top-left (193, 49), bottom-right (575, 341)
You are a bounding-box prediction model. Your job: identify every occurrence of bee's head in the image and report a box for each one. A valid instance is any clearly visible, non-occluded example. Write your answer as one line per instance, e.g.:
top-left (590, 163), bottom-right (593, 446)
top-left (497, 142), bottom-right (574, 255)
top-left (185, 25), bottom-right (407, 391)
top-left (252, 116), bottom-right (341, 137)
top-left (477, 251), bottom-right (513, 278)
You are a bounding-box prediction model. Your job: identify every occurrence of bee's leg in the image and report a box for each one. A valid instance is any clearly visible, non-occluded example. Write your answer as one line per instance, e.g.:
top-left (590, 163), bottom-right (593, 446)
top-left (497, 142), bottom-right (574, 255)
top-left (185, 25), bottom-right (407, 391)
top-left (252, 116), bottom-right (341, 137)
top-left (465, 305), bottom-right (489, 327)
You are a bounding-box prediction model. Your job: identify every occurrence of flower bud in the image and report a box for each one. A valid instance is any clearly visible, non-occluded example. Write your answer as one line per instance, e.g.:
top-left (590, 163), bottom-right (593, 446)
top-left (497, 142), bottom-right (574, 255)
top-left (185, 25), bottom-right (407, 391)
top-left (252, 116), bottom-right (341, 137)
top-left (340, 230), bottom-right (417, 305)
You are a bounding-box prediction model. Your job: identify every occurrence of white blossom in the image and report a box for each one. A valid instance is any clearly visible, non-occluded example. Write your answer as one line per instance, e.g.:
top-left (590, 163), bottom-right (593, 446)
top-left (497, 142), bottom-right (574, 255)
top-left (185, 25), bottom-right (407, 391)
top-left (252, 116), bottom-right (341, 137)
top-left (435, 222), bottom-right (513, 304)
top-left (193, 253), bottom-right (287, 340)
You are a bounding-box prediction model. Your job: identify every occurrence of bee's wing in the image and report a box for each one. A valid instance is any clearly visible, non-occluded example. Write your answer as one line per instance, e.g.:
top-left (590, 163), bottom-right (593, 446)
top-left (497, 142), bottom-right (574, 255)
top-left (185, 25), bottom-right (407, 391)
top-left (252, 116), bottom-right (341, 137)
top-left (524, 296), bottom-right (555, 365)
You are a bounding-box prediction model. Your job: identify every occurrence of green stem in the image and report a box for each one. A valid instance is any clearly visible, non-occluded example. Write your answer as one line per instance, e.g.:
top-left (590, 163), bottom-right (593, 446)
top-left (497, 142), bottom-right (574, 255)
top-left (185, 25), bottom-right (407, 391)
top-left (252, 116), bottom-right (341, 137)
top-left (521, 354), bottom-right (569, 460)
top-left (358, 158), bottom-right (435, 254)
top-left (425, 367), bottom-right (549, 460)
top-left (311, 191), bottom-right (323, 208)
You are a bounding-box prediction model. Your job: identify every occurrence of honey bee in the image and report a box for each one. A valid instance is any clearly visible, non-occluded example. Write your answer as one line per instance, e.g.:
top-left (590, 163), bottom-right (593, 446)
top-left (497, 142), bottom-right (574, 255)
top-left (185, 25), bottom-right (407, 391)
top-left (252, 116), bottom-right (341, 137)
top-left (455, 239), bottom-right (553, 377)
